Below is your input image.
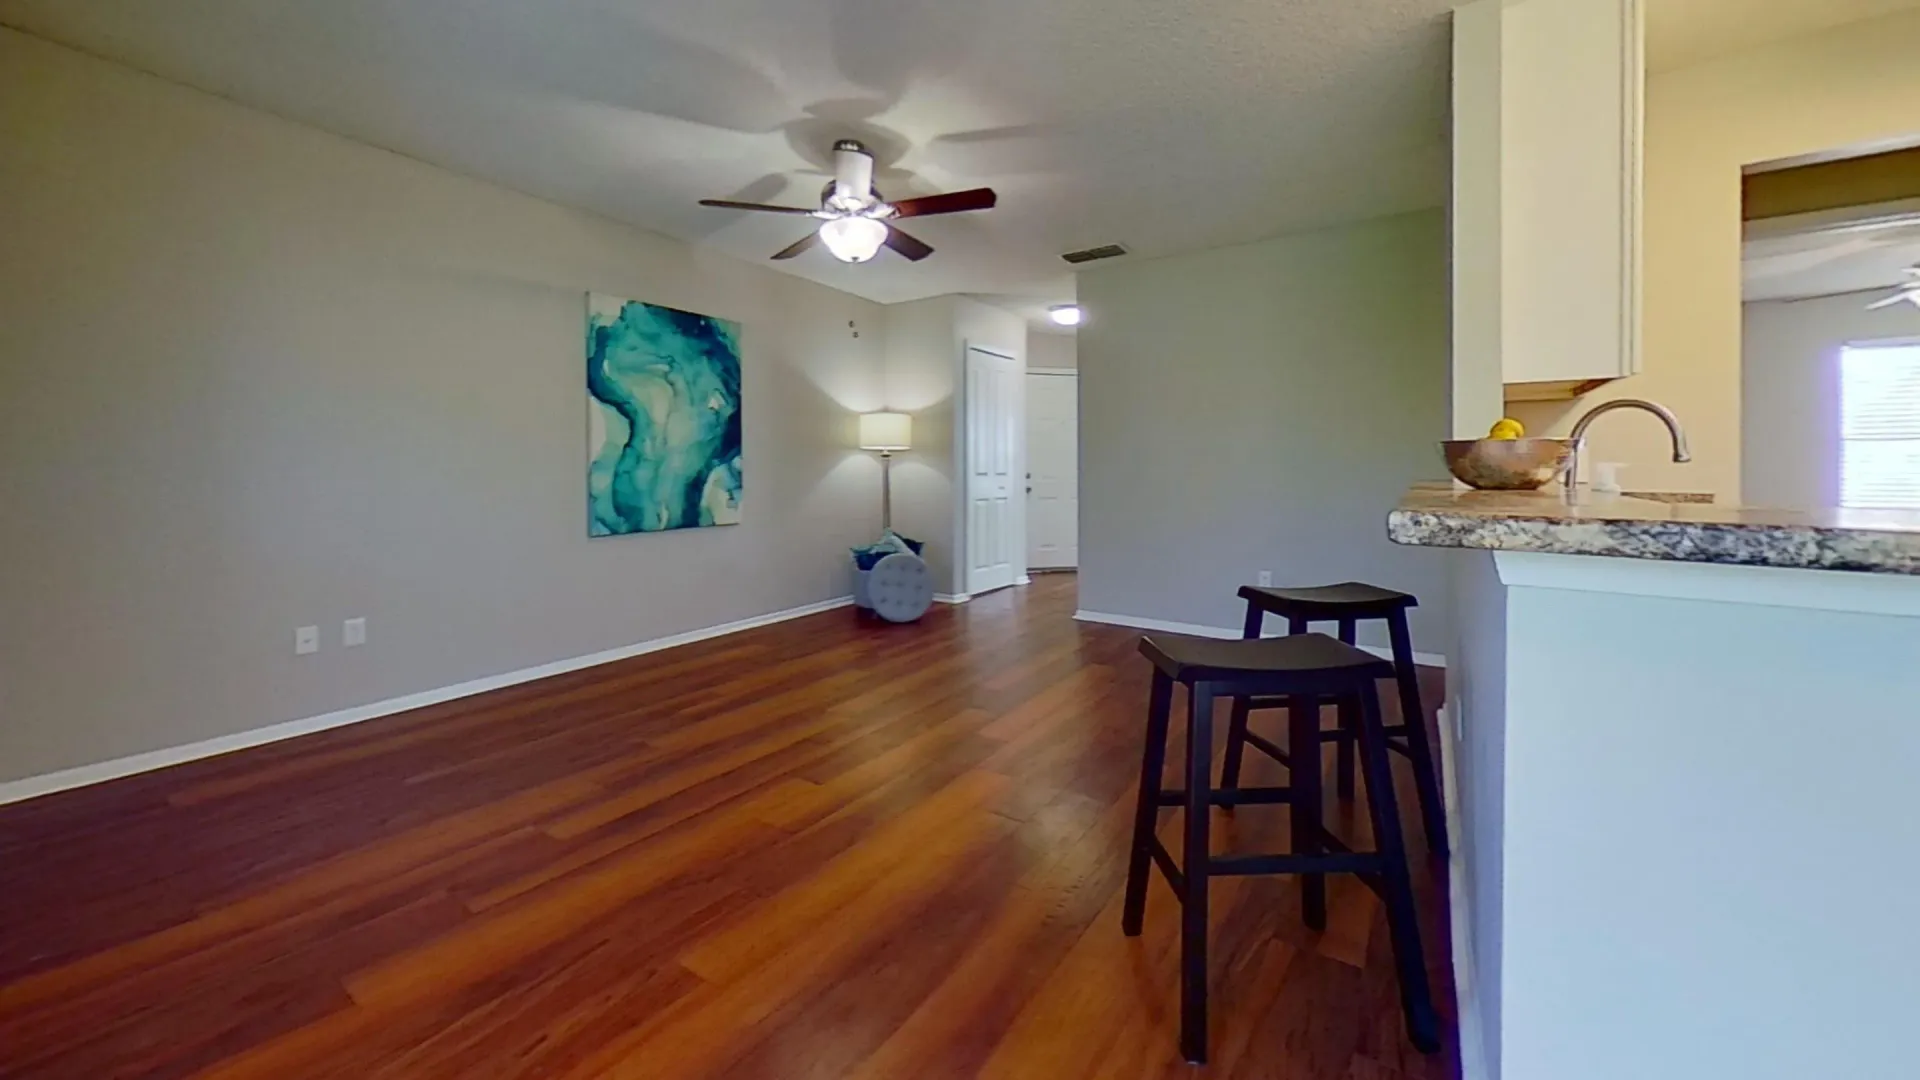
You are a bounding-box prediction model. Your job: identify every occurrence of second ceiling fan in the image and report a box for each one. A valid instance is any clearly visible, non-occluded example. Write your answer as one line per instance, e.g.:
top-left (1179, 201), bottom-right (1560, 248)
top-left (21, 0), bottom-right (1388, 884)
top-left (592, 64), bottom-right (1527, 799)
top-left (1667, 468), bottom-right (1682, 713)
top-left (1868, 266), bottom-right (1920, 310)
top-left (699, 139), bottom-right (996, 264)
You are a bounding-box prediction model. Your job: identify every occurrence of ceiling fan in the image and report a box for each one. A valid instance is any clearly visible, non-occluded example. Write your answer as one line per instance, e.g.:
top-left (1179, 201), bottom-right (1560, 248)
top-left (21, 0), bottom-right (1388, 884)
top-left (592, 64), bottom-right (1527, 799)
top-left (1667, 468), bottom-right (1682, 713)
top-left (1867, 266), bottom-right (1920, 310)
top-left (699, 139), bottom-right (996, 264)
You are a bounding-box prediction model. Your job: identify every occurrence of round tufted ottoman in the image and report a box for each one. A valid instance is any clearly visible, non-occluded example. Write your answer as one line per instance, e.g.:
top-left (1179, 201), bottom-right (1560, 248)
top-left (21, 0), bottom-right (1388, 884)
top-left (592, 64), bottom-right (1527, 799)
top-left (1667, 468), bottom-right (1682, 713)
top-left (865, 551), bottom-right (933, 623)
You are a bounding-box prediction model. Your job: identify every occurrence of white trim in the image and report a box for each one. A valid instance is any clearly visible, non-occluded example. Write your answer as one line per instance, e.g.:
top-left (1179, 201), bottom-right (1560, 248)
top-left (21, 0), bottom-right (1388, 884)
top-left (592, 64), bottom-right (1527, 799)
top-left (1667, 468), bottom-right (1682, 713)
top-left (1619, 0), bottom-right (1644, 378)
top-left (1845, 334), bottom-right (1920, 351)
top-left (0, 595), bottom-right (855, 806)
top-left (1492, 550), bottom-right (1920, 617)
top-left (1028, 367), bottom-right (1078, 376)
top-left (1016, 575), bottom-right (1033, 586)
top-left (1073, 609), bottom-right (1448, 668)
top-left (933, 593), bottom-right (971, 605)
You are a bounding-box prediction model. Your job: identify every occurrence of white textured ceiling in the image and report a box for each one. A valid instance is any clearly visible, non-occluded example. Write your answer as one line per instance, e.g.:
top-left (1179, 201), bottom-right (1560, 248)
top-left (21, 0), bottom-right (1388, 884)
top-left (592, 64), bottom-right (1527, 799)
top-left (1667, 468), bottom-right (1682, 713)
top-left (11, 2), bottom-right (1902, 310)
top-left (1647, 0), bottom-right (1920, 72)
top-left (0, 0), bottom-right (1457, 308)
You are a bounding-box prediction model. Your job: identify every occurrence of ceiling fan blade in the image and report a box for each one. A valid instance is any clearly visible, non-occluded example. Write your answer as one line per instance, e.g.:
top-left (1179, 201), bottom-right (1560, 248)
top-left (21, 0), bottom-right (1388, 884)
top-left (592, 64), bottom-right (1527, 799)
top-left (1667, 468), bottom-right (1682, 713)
top-left (700, 198), bottom-right (819, 215)
top-left (770, 231), bottom-right (821, 260)
top-left (1865, 292), bottom-right (1909, 310)
top-left (888, 188), bottom-right (998, 219)
top-left (884, 225), bottom-right (934, 261)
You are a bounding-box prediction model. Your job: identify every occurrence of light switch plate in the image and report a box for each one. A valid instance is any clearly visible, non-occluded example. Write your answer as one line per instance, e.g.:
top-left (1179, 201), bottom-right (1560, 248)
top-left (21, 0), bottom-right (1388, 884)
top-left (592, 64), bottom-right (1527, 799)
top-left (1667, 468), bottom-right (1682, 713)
top-left (343, 617), bottom-right (367, 648)
top-left (295, 626), bottom-right (320, 655)
top-left (1256, 570), bottom-right (1273, 587)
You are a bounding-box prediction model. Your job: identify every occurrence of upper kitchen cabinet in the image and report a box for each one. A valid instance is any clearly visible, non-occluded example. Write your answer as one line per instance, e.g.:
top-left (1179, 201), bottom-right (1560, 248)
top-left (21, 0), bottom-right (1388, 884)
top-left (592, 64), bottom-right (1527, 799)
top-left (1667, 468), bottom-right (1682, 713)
top-left (1453, 0), bottom-right (1644, 407)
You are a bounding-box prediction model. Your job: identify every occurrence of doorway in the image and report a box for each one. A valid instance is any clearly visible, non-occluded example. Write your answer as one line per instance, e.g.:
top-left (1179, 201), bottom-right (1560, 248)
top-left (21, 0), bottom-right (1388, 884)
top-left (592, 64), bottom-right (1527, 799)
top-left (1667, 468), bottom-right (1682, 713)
top-left (964, 345), bottom-right (1021, 596)
top-left (1025, 369), bottom-right (1079, 569)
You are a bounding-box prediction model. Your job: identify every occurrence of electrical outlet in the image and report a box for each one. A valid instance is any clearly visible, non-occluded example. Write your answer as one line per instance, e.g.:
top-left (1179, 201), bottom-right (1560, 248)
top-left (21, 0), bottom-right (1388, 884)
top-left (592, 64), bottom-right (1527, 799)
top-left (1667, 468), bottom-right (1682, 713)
top-left (343, 617), bottom-right (367, 648)
top-left (1256, 570), bottom-right (1273, 587)
top-left (295, 626), bottom-right (320, 655)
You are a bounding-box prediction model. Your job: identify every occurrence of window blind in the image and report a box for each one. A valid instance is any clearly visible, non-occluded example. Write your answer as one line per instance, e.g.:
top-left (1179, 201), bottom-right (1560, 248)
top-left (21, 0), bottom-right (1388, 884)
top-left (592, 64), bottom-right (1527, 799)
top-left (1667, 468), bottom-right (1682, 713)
top-left (1841, 344), bottom-right (1920, 510)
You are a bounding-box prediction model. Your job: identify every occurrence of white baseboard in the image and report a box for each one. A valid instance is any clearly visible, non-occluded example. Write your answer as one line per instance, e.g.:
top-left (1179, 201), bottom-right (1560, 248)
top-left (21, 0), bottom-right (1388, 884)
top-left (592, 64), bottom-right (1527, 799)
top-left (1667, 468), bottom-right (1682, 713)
top-left (0, 595), bottom-right (855, 807)
top-left (1073, 609), bottom-right (1448, 669)
top-left (933, 593), bottom-right (971, 605)
top-left (1016, 575), bottom-right (1033, 586)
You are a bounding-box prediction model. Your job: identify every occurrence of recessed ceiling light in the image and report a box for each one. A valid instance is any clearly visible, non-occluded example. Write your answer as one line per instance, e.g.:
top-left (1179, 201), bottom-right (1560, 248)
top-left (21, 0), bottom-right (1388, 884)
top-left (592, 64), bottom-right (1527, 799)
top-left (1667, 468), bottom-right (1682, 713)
top-left (1047, 304), bottom-right (1083, 327)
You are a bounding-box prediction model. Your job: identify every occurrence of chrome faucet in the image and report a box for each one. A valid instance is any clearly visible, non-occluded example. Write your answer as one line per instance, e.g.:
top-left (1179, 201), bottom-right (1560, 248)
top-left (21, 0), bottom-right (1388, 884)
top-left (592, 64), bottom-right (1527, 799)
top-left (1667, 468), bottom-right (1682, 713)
top-left (1563, 399), bottom-right (1692, 492)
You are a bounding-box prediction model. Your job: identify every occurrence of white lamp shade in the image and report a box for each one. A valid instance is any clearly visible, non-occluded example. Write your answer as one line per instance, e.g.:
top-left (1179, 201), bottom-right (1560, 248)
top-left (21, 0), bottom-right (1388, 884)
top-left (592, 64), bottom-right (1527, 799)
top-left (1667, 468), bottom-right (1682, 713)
top-left (858, 411), bottom-right (912, 451)
top-left (819, 217), bottom-right (888, 263)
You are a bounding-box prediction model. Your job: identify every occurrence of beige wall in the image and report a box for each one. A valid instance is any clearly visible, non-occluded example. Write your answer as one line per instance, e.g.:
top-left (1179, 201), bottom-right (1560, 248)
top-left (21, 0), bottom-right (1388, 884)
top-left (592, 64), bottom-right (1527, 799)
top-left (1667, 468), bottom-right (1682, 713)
top-left (882, 297), bottom-right (961, 590)
top-left (1028, 332), bottom-right (1077, 371)
top-left (0, 30), bottom-right (889, 783)
top-left (880, 295), bottom-right (1026, 596)
top-left (1511, 8), bottom-right (1920, 500)
top-left (1077, 210), bottom-right (1454, 652)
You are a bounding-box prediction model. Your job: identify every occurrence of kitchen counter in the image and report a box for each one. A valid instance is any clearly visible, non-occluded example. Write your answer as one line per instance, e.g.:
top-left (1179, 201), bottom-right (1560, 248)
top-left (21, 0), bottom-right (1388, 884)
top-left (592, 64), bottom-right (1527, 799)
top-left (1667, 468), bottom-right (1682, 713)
top-left (1388, 481), bottom-right (1920, 575)
top-left (1413, 480), bottom-right (1920, 1080)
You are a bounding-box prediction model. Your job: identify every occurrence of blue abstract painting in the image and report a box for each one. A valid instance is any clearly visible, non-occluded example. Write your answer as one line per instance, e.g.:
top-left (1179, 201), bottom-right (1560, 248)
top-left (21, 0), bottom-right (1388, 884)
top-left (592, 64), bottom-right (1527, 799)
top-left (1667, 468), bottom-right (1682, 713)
top-left (587, 294), bottom-right (743, 536)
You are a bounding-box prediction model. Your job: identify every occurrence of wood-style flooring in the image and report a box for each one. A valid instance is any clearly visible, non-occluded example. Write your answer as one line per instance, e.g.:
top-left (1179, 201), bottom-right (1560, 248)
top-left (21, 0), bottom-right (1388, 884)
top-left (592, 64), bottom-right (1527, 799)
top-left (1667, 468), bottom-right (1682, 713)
top-left (0, 576), bottom-right (1459, 1079)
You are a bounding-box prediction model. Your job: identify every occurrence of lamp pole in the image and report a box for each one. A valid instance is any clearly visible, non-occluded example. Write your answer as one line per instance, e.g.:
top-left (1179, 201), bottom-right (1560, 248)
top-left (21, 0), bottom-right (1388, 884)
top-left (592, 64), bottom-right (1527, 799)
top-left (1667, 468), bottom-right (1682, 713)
top-left (880, 450), bottom-right (893, 531)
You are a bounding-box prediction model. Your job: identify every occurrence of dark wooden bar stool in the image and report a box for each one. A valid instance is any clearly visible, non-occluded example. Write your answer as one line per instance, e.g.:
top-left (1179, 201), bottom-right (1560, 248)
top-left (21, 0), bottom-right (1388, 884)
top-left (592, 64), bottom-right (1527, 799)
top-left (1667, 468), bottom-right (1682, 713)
top-left (1221, 583), bottom-right (1449, 856)
top-left (1122, 633), bottom-right (1440, 1064)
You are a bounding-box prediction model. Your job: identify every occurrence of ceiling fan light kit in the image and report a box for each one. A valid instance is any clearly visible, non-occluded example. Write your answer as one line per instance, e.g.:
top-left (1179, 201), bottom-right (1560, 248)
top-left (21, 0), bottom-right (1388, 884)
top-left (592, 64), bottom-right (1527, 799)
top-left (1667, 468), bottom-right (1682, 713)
top-left (699, 139), bottom-right (998, 265)
top-left (819, 216), bottom-right (888, 263)
top-left (1047, 304), bottom-right (1083, 327)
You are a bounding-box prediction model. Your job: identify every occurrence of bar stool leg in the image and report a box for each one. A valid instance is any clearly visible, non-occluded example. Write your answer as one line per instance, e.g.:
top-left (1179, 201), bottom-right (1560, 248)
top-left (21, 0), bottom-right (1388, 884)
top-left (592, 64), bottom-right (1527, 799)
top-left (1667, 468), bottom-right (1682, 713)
top-left (1287, 692), bottom-right (1327, 932)
top-left (1179, 682), bottom-right (1215, 1064)
top-left (1219, 695), bottom-right (1252, 795)
top-left (1218, 601), bottom-right (1265, 795)
top-left (1387, 610), bottom-right (1449, 856)
top-left (1334, 618), bottom-right (1359, 801)
top-left (1356, 681), bottom-right (1441, 1054)
top-left (1123, 670), bottom-right (1175, 936)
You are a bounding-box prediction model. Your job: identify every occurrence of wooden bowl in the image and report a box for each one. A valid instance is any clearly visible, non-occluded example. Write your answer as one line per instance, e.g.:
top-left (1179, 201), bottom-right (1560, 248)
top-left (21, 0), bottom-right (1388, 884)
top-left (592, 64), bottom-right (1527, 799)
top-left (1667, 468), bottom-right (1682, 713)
top-left (1442, 438), bottom-right (1577, 491)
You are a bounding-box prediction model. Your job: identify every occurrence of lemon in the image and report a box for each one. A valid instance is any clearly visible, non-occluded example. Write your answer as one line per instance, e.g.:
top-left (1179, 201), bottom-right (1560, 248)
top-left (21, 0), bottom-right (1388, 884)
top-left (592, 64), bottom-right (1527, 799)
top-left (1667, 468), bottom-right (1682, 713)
top-left (1487, 418), bottom-right (1525, 441)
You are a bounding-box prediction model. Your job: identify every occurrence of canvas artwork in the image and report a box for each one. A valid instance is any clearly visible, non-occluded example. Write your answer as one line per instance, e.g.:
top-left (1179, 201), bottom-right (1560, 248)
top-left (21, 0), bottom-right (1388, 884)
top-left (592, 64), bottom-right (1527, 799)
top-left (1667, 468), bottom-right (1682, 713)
top-left (587, 294), bottom-right (743, 536)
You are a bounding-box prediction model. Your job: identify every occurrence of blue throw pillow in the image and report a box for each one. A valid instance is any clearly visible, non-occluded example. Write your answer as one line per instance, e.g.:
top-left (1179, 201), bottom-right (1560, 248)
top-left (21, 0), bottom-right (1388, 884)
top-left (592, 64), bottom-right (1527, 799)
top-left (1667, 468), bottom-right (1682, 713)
top-left (850, 541), bottom-right (896, 571)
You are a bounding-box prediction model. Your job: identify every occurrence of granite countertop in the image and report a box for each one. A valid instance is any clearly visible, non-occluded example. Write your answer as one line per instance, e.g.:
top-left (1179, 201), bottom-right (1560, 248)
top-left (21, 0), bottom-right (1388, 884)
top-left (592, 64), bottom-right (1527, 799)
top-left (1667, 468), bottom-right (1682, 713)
top-left (1388, 482), bottom-right (1920, 575)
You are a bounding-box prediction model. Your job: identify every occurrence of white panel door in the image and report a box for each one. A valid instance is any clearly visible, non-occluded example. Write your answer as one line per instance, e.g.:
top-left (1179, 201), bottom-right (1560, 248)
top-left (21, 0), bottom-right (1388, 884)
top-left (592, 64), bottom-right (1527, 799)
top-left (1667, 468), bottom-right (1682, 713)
top-left (965, 347), bottom-right (1020, 596)
top-left (1026, 372), bottom-right (1078, 569)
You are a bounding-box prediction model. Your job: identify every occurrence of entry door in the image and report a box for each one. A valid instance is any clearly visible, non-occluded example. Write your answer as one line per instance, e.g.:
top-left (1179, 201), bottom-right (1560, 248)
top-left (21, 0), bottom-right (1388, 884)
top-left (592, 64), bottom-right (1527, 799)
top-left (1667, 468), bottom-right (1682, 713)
top-left (1026, 371), bottom-right (1078, 569)
top-left (965, 346), bottom-right (1021, 596)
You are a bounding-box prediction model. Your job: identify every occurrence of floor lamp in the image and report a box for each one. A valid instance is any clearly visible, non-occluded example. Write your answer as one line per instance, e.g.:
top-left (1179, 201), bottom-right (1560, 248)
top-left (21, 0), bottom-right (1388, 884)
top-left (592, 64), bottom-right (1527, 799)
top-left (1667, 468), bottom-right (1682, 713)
top-left (858, 412), bottom-right (912, 530)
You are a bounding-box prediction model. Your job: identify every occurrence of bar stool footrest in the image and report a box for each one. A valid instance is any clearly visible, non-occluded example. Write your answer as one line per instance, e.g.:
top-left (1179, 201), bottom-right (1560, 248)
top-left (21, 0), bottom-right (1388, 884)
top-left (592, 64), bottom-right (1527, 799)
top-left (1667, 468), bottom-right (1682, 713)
top-left (1146, 836), bottom-right (1184, 895)
top-left (1210, 852), bottom-right (1386, 877)
top-left (1242, 693), bottom-right (1338, 711)
top-left (1239, 731), bottom-right (1292, 768)
top-left (1316, 728), bottom-right (1417, 758)
top-left (1154, 785), bottom-right (1293, 807)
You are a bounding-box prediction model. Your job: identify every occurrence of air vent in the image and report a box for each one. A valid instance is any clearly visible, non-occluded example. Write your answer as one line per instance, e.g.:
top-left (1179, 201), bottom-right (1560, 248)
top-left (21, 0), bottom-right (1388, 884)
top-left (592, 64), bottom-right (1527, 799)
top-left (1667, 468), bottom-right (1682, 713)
top-left (1061, 244), bottom-right (1129, 265)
